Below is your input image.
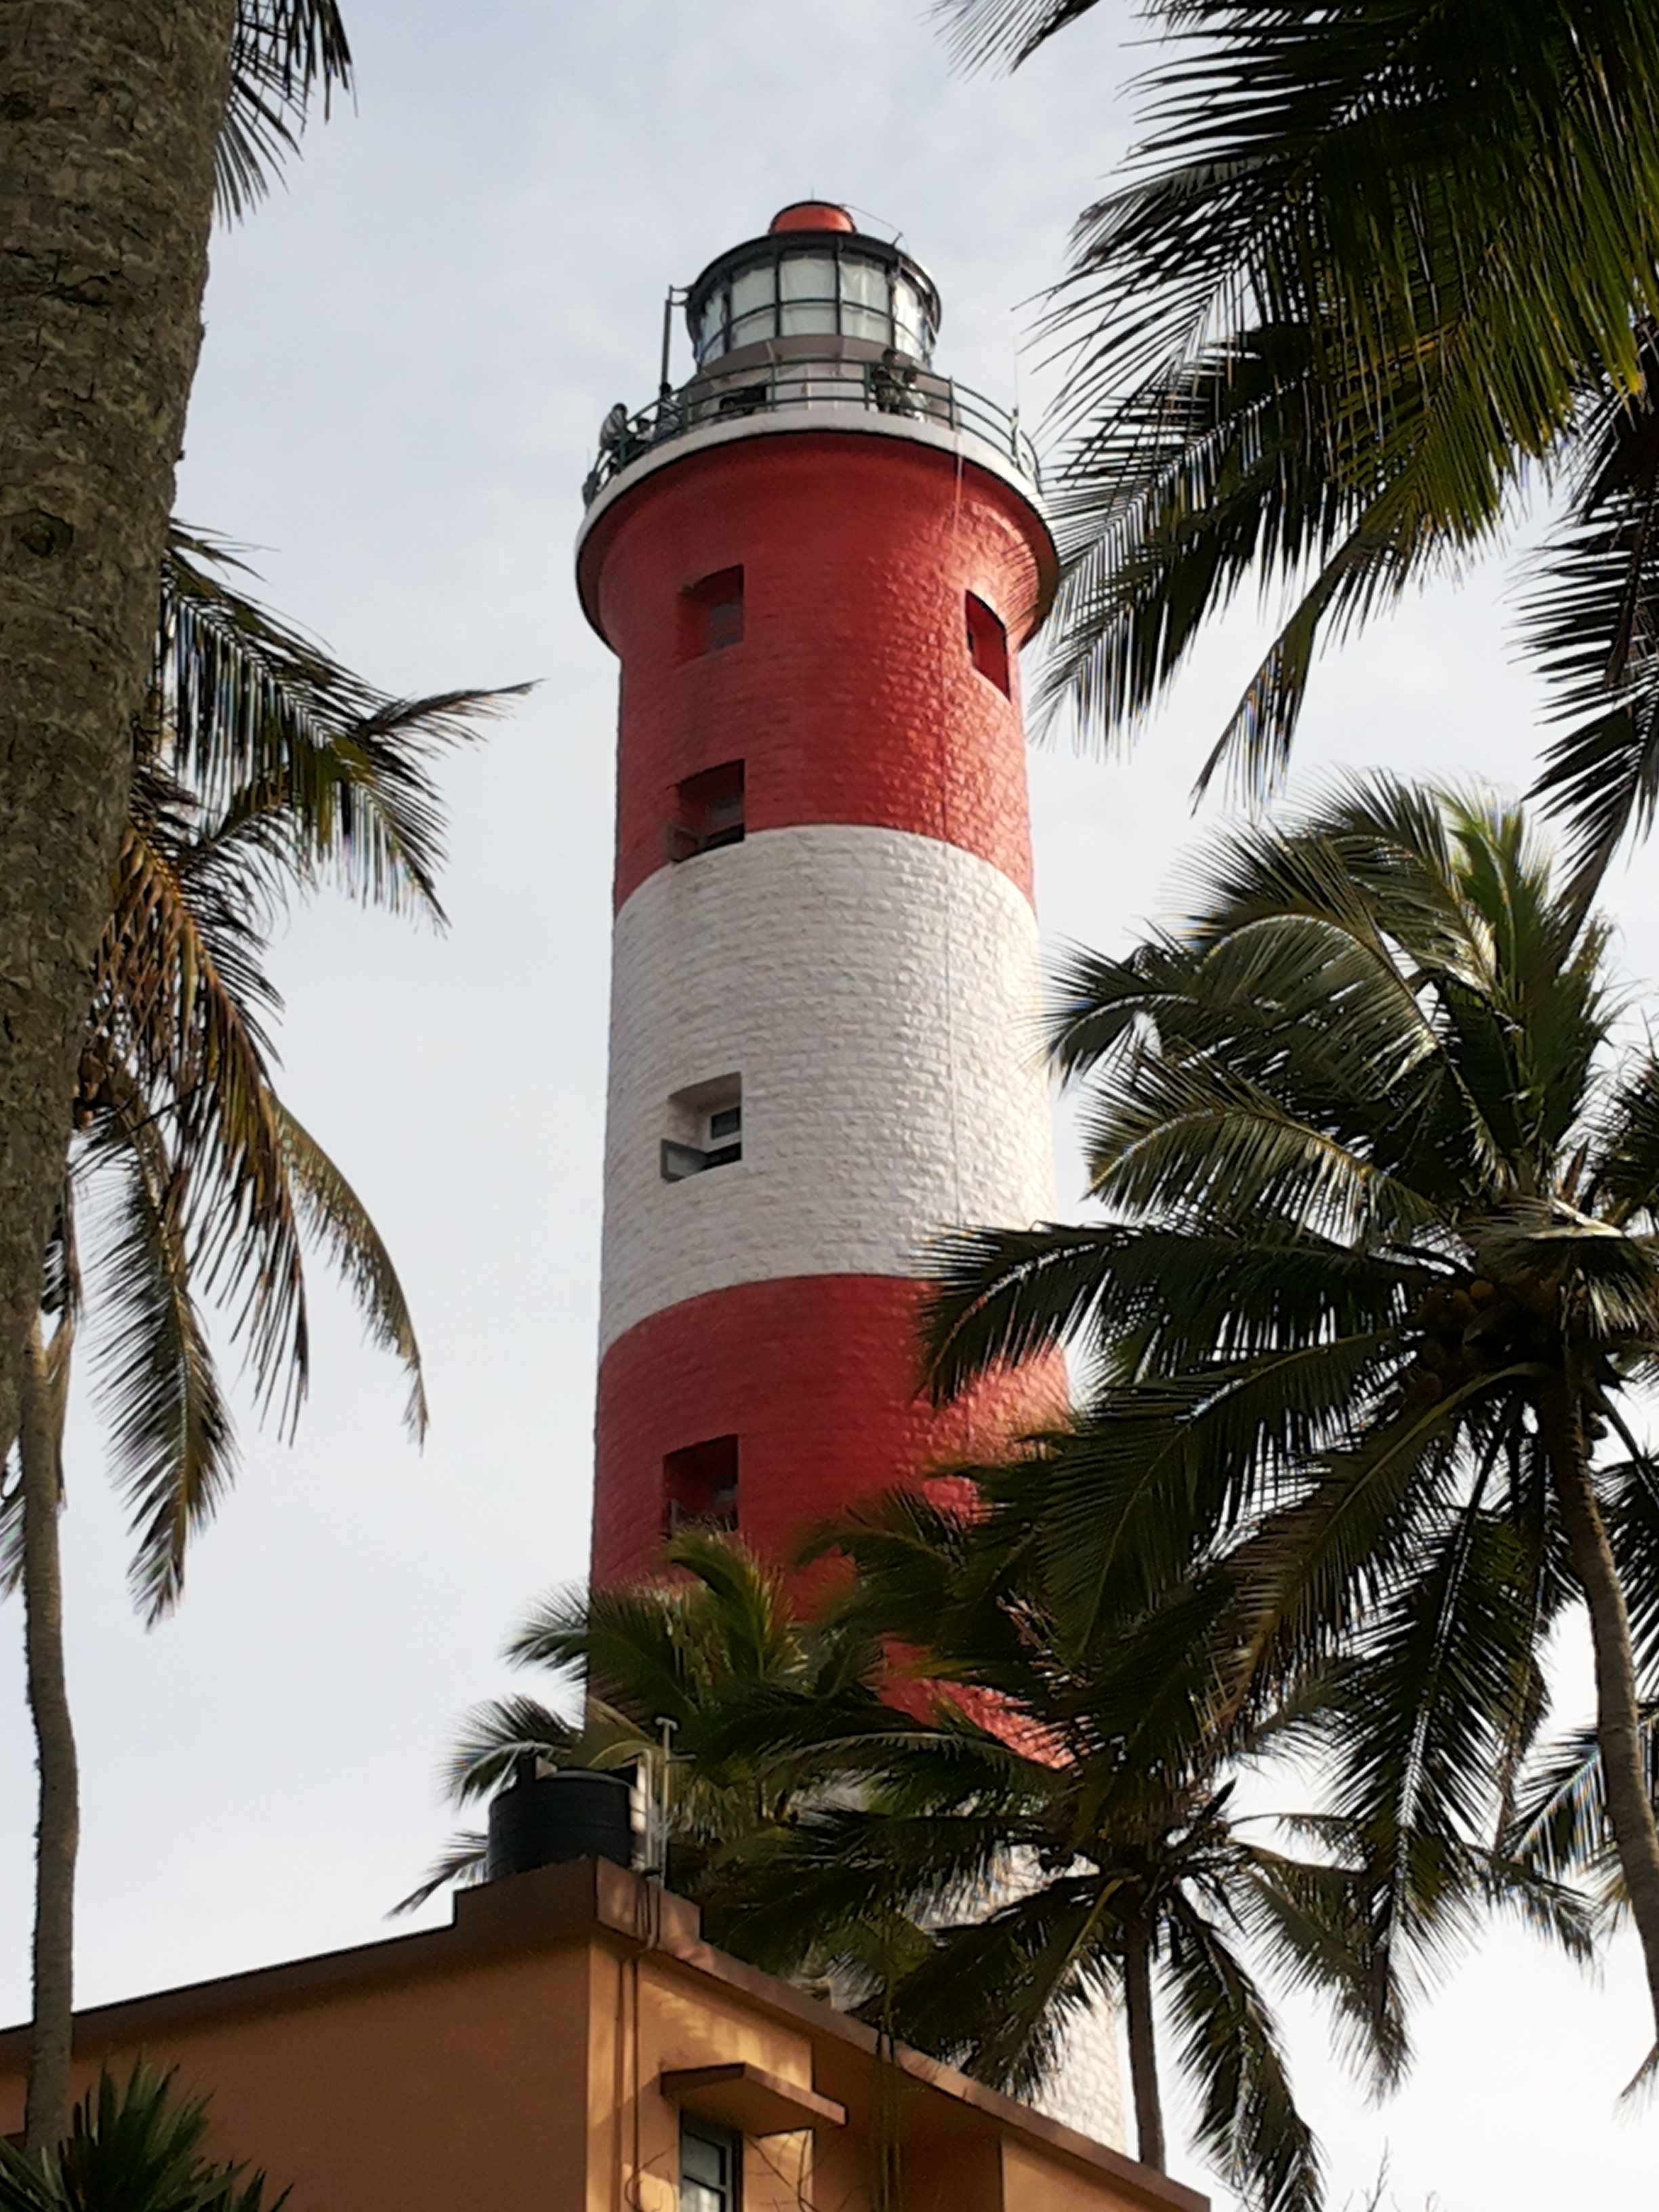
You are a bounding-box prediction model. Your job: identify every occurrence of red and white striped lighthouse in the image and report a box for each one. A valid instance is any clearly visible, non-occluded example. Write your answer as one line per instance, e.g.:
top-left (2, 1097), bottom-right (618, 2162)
top-left (576, 203), bottom-right (1062, 1586)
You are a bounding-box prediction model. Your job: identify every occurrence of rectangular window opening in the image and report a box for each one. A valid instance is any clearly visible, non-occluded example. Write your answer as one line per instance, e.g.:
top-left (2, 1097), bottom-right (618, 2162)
top-left (664, 1437), bottom-right (739, 1540)
top-left (661, 1075), bottom-right (742, 1181)
top-left (964, 591), bottom-right (1010, 697)
top-left (667, 759), bottom-right (745, 862)
top-left (680, 565), bottom-right (745, 659)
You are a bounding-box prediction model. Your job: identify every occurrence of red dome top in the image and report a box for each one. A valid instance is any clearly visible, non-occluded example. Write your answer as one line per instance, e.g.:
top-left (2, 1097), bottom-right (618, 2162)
top-left (769, 201), bottom-right (855, 234)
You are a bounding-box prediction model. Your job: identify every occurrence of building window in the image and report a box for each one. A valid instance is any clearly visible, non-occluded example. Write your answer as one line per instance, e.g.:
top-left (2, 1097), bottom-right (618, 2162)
top-left (668, 760), bottom-right (745, 861)
top-left (663, 1436), bottom-right (739, 1538)
top-left (680, 567), bottom-right (744, 659)
top-left (964, 592), bottom-right (1010, 697)
top-left (680, 2116), bottom-right (741, 2211)
top-left (661, 1076), bottom-right (742, 1181)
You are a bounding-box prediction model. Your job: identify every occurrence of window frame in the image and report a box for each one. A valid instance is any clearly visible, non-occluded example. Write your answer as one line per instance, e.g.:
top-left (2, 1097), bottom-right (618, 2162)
top-left (964, 591), bottom-right (1011, 697)
top-left (679, 567), bottom-right (745, 661)
top-left (679, 2114), bottom-right (743, 2212)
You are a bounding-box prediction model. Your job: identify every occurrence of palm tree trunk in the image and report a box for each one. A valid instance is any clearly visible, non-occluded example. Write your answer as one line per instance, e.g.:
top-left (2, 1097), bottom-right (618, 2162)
top-left (19, 1307), bottom-right (78, 2151)
top-left (1123, 1920), bottom-right (1165, 2172)
top-left (0, 1), bottom-right (237, 1462)
top-left (1539, 1376), bottom-right (1659, 2059)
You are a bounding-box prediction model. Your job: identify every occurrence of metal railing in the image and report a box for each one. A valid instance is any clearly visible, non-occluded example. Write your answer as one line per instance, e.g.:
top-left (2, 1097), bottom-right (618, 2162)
top-left (581, 353), bottom-right (1042, 505)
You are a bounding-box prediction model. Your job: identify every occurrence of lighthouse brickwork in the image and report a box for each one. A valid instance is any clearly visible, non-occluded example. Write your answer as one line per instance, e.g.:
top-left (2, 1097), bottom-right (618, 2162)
top-left (576, 203), bottom-right (1063, 1588)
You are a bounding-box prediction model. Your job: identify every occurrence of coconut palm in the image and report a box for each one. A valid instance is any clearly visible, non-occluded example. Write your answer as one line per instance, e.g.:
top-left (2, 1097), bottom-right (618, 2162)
top-left (400, 1528), bottom-right (882, 1915)
top-left (0, 2062), bottom-right (285, 2212)
top-left (7, 529), bottom-right (514, 2149)
top-left (0, 1), bottom-right (352, 1571)
top-left (724, 1498), bottom-right (1343, 2208)
top-left (413, 1509), bottom-right (1581, 2211)
top-left (941, 0), bottom-right (1659, 886)
top-left (727, 1494), bottom-right (1599, 2207)
top-left (922, 774), bottom-right (1659, 2072)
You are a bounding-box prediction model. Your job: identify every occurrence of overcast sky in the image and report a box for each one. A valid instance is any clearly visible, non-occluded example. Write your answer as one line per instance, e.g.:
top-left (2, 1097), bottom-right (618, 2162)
top-left (1, 5), bottom-right (1653, 2205)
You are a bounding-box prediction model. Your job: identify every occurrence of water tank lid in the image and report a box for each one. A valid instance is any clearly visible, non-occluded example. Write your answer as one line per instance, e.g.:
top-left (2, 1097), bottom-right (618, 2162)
top-left (769, 201), bottom-right (855, 234)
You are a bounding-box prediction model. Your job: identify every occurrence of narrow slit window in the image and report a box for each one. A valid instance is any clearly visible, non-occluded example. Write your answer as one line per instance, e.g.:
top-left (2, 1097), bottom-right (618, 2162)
top-left (680, 565), bottom-right (745, 659)
top-left (661, 1075), bottom-right (742, 1180)
top-left (964, 592), bottom-right (1010, 696)
top-left (663, 1437), bottom-right (739, 1539)
top-left (667, 760), bottom-right (745, 861)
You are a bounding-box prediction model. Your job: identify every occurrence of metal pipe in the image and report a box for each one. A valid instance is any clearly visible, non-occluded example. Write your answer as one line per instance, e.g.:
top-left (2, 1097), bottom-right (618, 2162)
top-left (659, 287), bottom-right (680, 398)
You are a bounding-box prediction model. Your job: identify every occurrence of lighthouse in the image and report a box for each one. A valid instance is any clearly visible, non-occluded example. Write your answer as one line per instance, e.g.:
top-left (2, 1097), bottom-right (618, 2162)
top-left (576, 202), bottom-right (1063, 1586)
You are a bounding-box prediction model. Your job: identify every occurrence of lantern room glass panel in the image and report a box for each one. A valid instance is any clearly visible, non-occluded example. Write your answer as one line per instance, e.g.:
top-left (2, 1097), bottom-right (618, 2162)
top-left (779, 253), bottom-right (837, 337)
top-left (840, 258), bottom-right (889, 345)
top-left (892, 274), bottom-right (928, 360)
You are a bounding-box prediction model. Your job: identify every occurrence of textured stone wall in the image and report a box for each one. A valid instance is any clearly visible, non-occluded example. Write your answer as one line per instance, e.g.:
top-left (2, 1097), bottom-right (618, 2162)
top-left (579, 429), bottom-right (1051, 910)
top-left (592, 1273), bottom-right (1067, 1582)
top-left (599, 822), bottom-right (1055, 1352)
top-left (1032, 1999), bottom-right (1130, 2157)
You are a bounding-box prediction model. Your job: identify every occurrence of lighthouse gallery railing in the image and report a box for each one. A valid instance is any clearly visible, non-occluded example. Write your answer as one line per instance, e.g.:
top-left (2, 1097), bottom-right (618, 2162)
top-left (582, 353), bottom-right (1042, 506)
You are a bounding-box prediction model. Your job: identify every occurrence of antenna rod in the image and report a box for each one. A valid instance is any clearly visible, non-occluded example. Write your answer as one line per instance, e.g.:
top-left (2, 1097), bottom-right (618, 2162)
top-left (659, 287), bottom-right (680, 399)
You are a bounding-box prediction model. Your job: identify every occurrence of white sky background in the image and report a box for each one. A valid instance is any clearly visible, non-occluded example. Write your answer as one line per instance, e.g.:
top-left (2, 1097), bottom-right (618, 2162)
top-left (0, 3), bottom-right (1654, 2204)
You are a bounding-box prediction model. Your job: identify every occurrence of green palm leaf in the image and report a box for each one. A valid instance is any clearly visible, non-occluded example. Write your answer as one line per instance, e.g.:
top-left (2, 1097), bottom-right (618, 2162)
top-left (945, 0), bottom-right (1659, 854)
top-left (161, 530), bottom-right (523, 922)
top-left (274, 1103), bottom-right (427, 1439)
top-left (0, 2062), bottom-right (284, 2211)
top-left (1164, 1897), bottom-right (1322, 2212)
top-left (80, 1109), bottom-right (238, 1626)
top-left (218, 1), bottom-right (352, 221)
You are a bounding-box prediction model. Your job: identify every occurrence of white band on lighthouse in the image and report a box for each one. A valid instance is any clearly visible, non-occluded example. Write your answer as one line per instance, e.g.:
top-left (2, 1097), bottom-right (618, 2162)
top-left (598, 822), bottom-right (1057, 1355)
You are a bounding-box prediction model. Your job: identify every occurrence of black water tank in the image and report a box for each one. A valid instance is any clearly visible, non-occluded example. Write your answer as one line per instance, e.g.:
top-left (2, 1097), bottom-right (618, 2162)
top-left (485, 1761), bottom-right (634, 1879)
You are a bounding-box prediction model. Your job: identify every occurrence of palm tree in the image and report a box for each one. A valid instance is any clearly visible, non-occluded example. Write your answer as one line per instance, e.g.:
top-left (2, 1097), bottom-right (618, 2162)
top-left (411, 1519), bottom-right (1570, 2212)
top-left (732, 1494), bottom-right (1599, 2208)
top-left (0, 1), bottom-right (350, 1595)
top-left (724, 1500), bottom-right (1344, 2208)
top-left (399, 1528), bottom-right (880, 1915)
top-left (7, 530), bottom-right (514, 2150)
top-left (922, 774), bottom-right (1659, 2074)
top-left (941, 1), bottom-right (1659, 888)
top-left (0, 2062), bottom-right (284, 2212)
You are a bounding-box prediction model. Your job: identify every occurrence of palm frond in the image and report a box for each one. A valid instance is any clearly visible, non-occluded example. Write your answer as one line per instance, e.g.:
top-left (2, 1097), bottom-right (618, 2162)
top-left (1508, 1708), bottom-right (1659, 1911)
top-left (1526, 345), bottom-right (1659, 901)
top-left (877, 1879), bottom-right (1114, 2097)
top-left (1591, 1057), bottom-right (1659, 1227)
top-left (218, 1), bottom-right (352, 221)
top-left (934, 0), bottom-right (1103, 73)
top-left (160, 529), bottom-right (523, 922)
top-left (96, 813), bottom-right (308, 1429)
top-left (79, 1110), bottom-right (239, 1624)
top-left (438, 1694), bottom-right (592, 1805)
top-left (989, 0), bottom-right (1659, 777)
top-left (1233, 1848), bottom-right (1409, 2093)
top-left (0, 2062), bottom-right (285, 2211)
top-left (391, 1831), bottom-right (490, 1919)
top-left (1221, 1383), bottom-right (1519, 1698)
top-left (274, 1101), bottom-right (426, 1438)
top-left (1163, 1897), bottom-right (1322, 2212)
top-left (991, 1336), bottom-right (1399, 1648)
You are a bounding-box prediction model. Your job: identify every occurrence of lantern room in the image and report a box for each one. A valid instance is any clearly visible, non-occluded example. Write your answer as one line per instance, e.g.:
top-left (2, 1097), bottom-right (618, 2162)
top-left (686, 201), bottom-right (941, 367)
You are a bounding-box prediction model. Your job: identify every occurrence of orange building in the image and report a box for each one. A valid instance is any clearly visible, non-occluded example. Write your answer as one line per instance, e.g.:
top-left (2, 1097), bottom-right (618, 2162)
top-left (0, 1858), bottom-right (1202, 2212)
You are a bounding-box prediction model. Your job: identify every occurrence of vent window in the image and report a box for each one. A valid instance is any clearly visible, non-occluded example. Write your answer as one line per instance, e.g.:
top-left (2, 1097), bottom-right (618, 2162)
top-left (680, 566), bottom-right (744, 659)
top-left (668, 760), bottom-right (745, 861)
top-left (964, 592), bottom-right (1010, 696)
top-left (664, 1437), bottom-right (739, 1538)
top-left (661, 1076), bottom-right (742, 1181)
